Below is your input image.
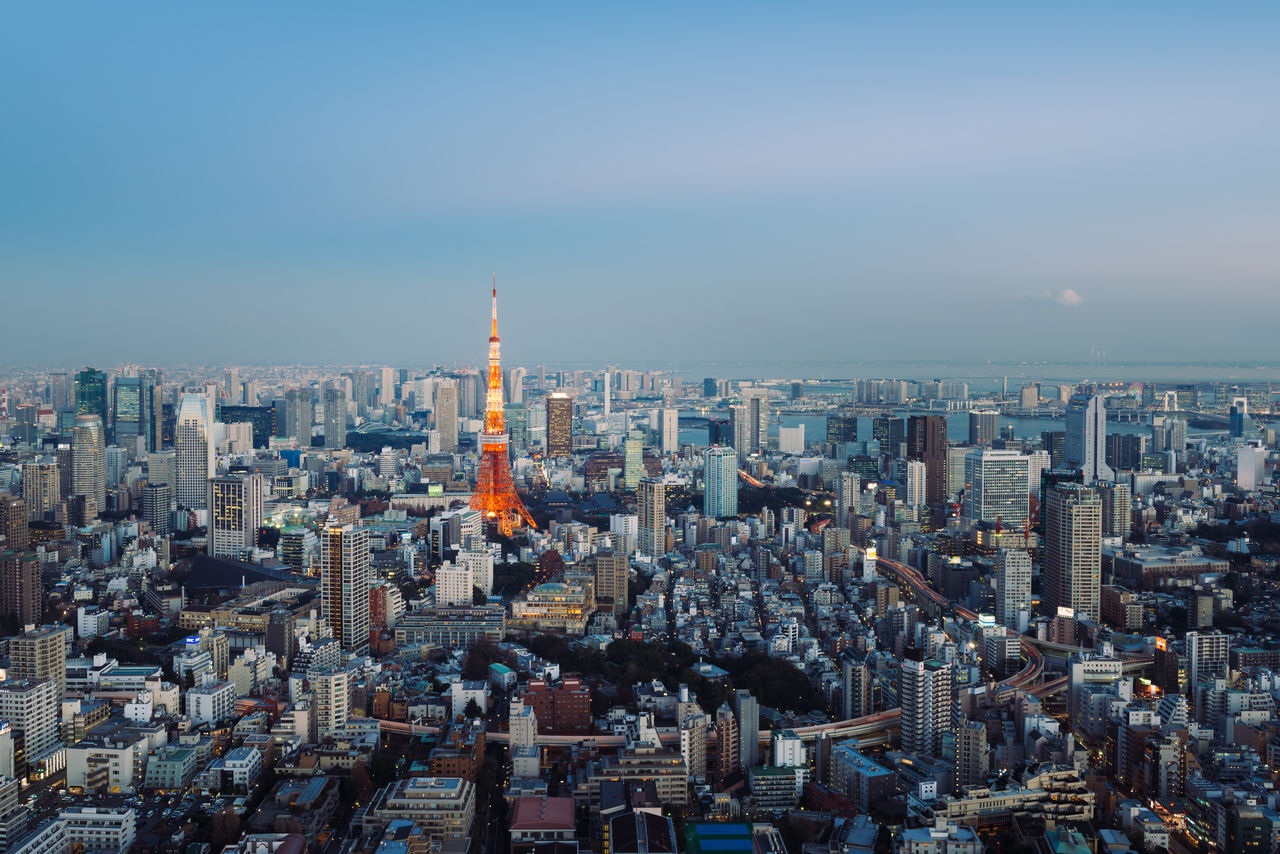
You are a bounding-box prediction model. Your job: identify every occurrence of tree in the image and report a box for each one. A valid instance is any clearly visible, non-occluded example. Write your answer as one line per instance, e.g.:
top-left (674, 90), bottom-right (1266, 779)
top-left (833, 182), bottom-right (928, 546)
top-left (473, 586), bottom-right (488, 605)
top-left (464, 698), bottom-right (483, 719)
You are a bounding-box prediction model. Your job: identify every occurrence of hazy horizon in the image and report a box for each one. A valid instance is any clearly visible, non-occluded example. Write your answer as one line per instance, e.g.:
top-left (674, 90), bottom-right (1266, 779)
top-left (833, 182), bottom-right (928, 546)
top-left (4, 5), bottom-right (1278, 366)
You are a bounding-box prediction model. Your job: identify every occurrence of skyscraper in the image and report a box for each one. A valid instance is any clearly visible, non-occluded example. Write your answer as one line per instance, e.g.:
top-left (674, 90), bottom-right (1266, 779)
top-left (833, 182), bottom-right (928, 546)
top-left (995, 549), bottom-right (1032, 631)
top-left (962, 449), bottom-right (1030, 529)
top-left (736, 388), bottom-right (769, 456)
top-left (113, 373), bottom-right (155, 453)
top-left (907, 415), bottom-right (948, 504)
top-left (714, 702), bottom-right (740, 786)
top-left (872, 416), bottom-right (904, 456)
top-left (21, 460), bottom-right (60, 522)
top-left (0, 495), bottom-right (28, 554)
top-left (1095, 480), bottom-right (1133, 538)
top-left (504, 366), bottom-right (526, 405)
top-left (207, 474), bottom-right (265, 558)
top-left (380, 366), bottom-right (395, 406)
top-left (968, 410), bottom-right (999, 446)
top-left (660, 408), bottom-right (679, 455)
top-left (623, 430), bottom-right (643, 490)
top-left (1043, 483), bottom-right (1102, 621)
top-left (732, 689), bottom-right (760, 768)
top-left (1186, 631), bottom-right (1229, 688)
top-left (322, 386), bottom-right (347, 450)
top-left (175, 391), bottom-right (215, 509)
top-left (74, 367), bottom-right (107, 428)
top-left (545, 393), bottom-right (572, 457)
top-left (72, 414), bottom-right (106, 516)
top-left (0, 553), bottom-right (41, 630)
top-left (142, 482), bottom-right (172, 536)
top-left (904, 460), bottom-right (926, 509)
top-left (900, 648), bottom-right (952, 759)
top-left (435, 380), bottom-right (459, 454)
top-left (637, 477), bottom-right (666, 558)
top-left (284, 387), bottom-right (313, 445)
top-left (703, 446), bottom-right (739, 518)
top-left (1065, 394), bottom-right (1114, 483)
top-left (320, 524), bottom-right (371, 654)
top-left (826, 414), bottom-right (858, 445)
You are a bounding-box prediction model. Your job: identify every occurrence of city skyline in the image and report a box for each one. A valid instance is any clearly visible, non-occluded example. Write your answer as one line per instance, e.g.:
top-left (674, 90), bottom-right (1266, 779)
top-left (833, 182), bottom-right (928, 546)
top-left (4, 5), bottom-right (1279, 365)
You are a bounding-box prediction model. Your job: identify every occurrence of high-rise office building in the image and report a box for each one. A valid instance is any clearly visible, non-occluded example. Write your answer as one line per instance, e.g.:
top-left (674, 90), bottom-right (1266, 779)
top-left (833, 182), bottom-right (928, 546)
top-left (320, 524), bottom-right (371, 654)
top-left (222, 367), bottom-right (240, 404)
top-left (546, 393), bottom-right (572, 457)
top-left (142, 482), bottom-right (172, 536)
top-left (907, 415), bottom-right (948, 505)
top-left (872, 416), bottom-right (904, 456)
top-left (284, 387), bottom-right (313, 445)
top-left (1043, 483), bottom-right (1102, 621)
top-left (147, 449), bottom-right (177, 491)
top-left (207, 474), bottom-right (264, 558)
top-left (703, 378), bottom-right (717, 398)
top-left (74, 368), bottom-right (108, 428)
top-left (623, 430), bottom-right (644, 490)
top-left (704, 446), bottom-right (739, 519)
top-left (113, 373), bottom-right (156, 453)
top-left (1065, 394), bottom-right (1114, 483)
top-left (995, 550), bottom-right (1032, 631)
top-left (504, 366), bottom-right (526, 405)
top-left (1238, 442), bottom-right (1266, 492)
top-left (10, 625), bottom-right (69, 702)
top-left (379, 366), bottom-right (395, 406)
top-left (435, 380), bottom-right (459, 454)
top-left (962, 449), bottom-right (1030, 528)
top-left (637, 478), bottom-right (666, 558)
top-left (49, 372), bottom-right (71, 411)
top-left (175, 391), bottom-right (215, 509)
top-left (732, 689), bottom-right (760, 768)
top-left (20, 461), bottom-right (59, 522)
top-left (900, 648), bottom-right (952, 759)
top-left (731, 388), bottom-right (768, 457)
top-left (72, 414), bottom-right (106, 515)
top-left (322, 386), bottom-right (346, 450)
top-left (826, 415), bottom-right (858, 446)
top-left (661, 408), bottom-right (679, 455)
top-left (968, 410), bottom-right (999, 446)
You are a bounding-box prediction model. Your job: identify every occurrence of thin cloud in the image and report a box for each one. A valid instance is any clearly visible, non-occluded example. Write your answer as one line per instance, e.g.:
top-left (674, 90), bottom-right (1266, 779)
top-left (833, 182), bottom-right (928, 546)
top-left (1056, 288), bottom-right (1085, 307)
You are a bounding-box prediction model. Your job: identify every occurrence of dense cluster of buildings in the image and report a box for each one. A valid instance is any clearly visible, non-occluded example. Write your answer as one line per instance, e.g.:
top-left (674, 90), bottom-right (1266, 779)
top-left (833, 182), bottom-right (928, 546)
top-left (0, 355), bottom-right (1278, 853)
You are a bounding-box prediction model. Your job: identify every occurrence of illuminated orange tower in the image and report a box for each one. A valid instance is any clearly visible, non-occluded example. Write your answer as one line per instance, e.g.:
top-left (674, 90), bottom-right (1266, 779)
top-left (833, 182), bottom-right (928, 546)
top-left (470, 283), bottom-right (537, 536)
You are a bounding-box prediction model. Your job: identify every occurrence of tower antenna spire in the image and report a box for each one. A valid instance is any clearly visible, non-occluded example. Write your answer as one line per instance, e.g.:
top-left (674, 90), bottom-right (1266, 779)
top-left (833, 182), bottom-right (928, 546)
top-left (491, 275), bottom-right (498, 338)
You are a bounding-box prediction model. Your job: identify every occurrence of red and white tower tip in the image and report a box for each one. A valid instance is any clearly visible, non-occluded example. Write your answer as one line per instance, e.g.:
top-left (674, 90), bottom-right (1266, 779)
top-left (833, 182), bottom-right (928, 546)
top-left (469, 281), bottom-right (536, 536)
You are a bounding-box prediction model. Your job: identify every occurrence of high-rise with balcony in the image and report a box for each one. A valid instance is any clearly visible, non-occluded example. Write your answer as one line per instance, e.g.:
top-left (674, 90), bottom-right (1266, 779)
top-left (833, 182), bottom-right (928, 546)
top-left (637, 478), bottom-right (666, 558)
top-left (995, 550), bottom-right (1032, 631)
top-left (1043, 483), bottom-right (1102, 621)
top-left (322, 385), bottom-right (347, 449)
top-left (545, 393), bottom-right (572, 457)
top-left (900, 647), bottom-right (952, 759)
top-left (703, 446), bottom-right (739, 519)
top-left (321, 524), bottom-right (371, 654)
top-left (10, 624), bottom-right (69, 702)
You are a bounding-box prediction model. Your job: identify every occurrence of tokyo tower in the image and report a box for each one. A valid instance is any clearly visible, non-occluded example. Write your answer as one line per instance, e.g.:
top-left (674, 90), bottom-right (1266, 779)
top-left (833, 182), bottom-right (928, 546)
top-left (469, 283), bottom-right (537, 536)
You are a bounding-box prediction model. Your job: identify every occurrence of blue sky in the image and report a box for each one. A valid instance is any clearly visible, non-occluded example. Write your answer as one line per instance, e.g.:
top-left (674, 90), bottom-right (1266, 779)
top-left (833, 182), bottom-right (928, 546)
top-left (3, 3), bottom-right (1278, 367)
